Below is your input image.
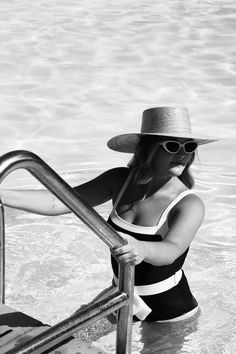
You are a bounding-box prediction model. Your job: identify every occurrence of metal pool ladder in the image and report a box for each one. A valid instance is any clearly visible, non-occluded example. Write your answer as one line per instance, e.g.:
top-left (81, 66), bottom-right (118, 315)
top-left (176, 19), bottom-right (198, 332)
top-left (0, 150), bottom-right (135, 354)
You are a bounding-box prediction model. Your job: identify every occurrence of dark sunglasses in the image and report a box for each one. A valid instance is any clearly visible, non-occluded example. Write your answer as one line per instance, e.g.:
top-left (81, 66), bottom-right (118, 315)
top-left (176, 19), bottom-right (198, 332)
top-left (159, 140), bottom-right (198, 154)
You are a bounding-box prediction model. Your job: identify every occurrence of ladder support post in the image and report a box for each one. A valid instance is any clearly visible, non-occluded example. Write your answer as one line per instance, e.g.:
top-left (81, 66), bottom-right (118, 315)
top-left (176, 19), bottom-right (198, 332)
top-left (0, 203), bottom-right (5, 304)
top-left (116, 263), bottom-right (135, 354)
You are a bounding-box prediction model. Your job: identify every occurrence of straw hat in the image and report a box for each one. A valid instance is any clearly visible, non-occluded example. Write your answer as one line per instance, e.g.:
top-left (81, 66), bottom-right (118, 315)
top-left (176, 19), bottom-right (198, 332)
top-left (107, 107), bottom-right (217, 153)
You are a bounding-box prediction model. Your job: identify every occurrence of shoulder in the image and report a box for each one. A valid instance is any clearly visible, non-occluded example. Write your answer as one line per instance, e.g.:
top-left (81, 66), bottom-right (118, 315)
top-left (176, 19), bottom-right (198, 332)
top-left (106, 167), bottom-right (130, 178)
top-left (103, 167), bottom-right (129, 183)
top-left (74, 167), bottom-right (130, 206)
top-left (95, 167), bottom-right (128, 180)
top-left (169, 192), bottom-right (205, 224)
top-left (183, 192), bottom-right (205, 211)
top-left (102, 167), bottom-right (130, 192)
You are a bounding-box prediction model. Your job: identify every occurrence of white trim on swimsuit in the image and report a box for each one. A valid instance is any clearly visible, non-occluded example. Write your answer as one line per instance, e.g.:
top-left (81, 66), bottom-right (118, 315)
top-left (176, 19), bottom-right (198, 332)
top-left (110, 189), bottom-right (194, 235)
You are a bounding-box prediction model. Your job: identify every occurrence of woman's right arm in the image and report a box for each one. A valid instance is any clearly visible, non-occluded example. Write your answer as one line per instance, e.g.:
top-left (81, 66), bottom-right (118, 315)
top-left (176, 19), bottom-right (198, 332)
top-left (0, 168), bottom-right (125, 216)
top-left (0, 189), bottom-right (71, 216)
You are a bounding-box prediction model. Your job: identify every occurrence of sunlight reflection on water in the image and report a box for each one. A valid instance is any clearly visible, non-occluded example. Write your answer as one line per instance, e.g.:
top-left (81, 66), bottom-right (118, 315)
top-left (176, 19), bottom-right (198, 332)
top-left (0, 0), bottom-right (236, 353)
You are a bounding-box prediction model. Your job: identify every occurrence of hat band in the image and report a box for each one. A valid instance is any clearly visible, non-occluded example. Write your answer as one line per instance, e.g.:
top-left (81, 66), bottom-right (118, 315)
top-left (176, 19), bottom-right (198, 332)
top-left (141, 120), bottom-right (193, 135)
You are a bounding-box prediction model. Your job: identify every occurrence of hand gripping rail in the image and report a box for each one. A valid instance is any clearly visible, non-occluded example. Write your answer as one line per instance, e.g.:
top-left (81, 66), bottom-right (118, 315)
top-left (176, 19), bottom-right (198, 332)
top-left (0, 150), bottom-right (134, 354)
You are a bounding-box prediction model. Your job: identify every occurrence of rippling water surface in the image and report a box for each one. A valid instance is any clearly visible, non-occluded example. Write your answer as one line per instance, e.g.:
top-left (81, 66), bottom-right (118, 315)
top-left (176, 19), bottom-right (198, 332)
top-left (0, 0), bottom-right (235, 353)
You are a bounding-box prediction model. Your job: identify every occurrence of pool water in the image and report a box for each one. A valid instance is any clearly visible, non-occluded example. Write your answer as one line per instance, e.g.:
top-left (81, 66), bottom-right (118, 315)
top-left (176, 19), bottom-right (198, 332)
top-left (0, 0), bottom-right (235, 353)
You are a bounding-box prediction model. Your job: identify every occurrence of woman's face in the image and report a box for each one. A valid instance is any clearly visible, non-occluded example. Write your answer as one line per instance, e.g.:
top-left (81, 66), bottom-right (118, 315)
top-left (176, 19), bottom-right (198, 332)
top-left (151, 138), bottom-right (195, 178)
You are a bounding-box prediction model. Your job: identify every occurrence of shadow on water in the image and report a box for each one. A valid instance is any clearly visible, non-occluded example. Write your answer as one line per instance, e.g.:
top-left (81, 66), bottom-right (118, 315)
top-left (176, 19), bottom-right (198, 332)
top-left (139, 310), bottom-right (200, 354)
top-left (74, 286), bottom-right (201, 353)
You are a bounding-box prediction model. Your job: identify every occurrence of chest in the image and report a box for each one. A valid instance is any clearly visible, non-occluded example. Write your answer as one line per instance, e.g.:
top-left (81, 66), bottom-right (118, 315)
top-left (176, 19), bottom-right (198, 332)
top-left (116, 193), bottom-right (175, 227)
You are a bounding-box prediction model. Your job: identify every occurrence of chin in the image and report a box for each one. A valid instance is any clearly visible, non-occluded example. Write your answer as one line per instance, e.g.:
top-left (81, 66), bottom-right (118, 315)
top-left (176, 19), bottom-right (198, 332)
top-left (169, 165), bottom-right (185, 176)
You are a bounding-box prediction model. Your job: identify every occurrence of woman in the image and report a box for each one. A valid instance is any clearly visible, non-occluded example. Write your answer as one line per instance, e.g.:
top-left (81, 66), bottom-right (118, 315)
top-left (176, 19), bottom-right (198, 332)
top-left (0, 107), bottom-right (216, 322)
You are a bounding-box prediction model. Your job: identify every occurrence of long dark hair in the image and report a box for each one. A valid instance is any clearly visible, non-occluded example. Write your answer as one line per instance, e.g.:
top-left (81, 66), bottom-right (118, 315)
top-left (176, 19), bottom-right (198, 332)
top-left (128, 136), bottom-right (195, 189)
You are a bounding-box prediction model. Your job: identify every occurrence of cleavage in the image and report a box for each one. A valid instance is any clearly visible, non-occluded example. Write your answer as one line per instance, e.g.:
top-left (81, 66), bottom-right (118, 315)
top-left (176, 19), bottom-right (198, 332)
top-left (117, 195), bottom-right (171, 227)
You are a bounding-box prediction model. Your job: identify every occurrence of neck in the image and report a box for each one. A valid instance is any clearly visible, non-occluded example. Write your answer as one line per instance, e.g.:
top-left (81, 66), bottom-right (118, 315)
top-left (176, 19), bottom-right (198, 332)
top-left (150, 175), bottom-right (173, 188)
top-left (142, 176), bottom-right (174, 197)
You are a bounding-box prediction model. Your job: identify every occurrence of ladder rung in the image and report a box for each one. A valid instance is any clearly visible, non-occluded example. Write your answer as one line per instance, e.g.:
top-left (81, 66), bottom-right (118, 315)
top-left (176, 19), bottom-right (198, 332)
top-left (5, 290), bottom-right (128, 354)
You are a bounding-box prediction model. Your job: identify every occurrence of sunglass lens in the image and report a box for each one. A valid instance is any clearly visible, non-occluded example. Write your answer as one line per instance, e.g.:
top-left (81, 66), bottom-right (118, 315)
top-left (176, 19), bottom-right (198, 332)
top-left (165, 142), bottom-right (180, 153)
top-left (185, 142), bottom-right (198, 153)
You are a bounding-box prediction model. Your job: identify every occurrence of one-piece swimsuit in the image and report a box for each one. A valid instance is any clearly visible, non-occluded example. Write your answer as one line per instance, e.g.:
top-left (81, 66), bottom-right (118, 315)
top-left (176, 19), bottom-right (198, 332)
top-left (107, 173), bottom-right (198, 322)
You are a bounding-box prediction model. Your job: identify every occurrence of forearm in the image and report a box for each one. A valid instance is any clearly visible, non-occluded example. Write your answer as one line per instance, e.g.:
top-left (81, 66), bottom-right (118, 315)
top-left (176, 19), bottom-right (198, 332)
top-left (0, 189), bottom-right (70, 216)
top-left (113, 235), bottom-right (181, 266)
top-left (143, 240), bottom-right (180, 266)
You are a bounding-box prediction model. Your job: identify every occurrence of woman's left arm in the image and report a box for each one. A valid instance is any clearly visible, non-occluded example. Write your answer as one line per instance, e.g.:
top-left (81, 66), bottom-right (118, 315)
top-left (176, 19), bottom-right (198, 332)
top-left (112, 194), bottom-right (205, 266)
top-left (143, 194), bottom-right (205, 265)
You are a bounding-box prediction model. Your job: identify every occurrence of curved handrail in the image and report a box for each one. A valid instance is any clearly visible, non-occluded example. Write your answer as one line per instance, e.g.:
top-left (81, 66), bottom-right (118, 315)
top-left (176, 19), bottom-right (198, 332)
top-left (0, 150), bottom-right (126, 249)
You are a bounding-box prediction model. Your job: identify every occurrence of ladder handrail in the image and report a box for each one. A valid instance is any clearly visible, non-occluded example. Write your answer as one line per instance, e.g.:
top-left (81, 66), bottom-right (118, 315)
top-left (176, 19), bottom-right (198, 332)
top-left (0, 150), bottom-right (134, 354)
top-left (0, 150), bottom-right (126, 249)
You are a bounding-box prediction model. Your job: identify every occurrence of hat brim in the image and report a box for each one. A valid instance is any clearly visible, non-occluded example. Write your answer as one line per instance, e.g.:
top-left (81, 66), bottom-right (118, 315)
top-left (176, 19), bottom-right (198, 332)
top-left (107, 133), bottom-right (218, 153)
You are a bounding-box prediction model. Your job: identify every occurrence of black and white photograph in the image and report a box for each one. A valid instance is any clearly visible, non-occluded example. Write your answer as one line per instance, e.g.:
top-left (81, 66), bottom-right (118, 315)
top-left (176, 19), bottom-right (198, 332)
top-left (0, 1), bottom-right (235, 353)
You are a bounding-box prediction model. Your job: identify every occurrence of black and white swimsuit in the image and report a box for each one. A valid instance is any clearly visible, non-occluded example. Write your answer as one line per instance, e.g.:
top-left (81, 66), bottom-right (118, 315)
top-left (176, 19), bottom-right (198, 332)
top-left (108, 175), bottom-right (198, 322)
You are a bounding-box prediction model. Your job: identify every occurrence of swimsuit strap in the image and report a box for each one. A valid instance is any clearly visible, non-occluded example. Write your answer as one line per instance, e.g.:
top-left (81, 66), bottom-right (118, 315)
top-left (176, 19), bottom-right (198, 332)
top-left (157, 189), bottom-right (194, 228)
top-left (111, 171), bottom-right (133, 214)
